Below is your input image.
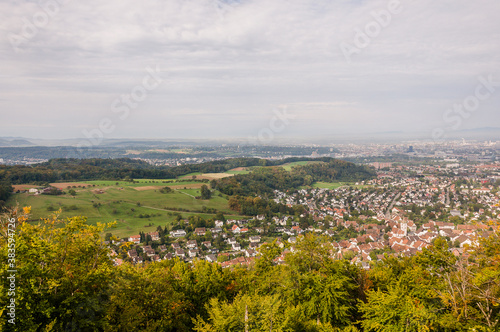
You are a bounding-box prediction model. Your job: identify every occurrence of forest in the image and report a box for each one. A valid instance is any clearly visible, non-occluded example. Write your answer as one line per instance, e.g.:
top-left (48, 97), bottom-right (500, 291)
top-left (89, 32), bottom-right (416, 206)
top-left (0, 174), bottom-right (13, 209)
top-left (0, 157), bottom-right (368, 185)
top-left (1, 208), bottom-right (498, 331)
top-left (214, 160), bottom-right (374, 198)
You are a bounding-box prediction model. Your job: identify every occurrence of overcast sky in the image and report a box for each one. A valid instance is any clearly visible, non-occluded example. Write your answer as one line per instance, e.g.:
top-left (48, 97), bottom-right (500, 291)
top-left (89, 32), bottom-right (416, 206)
top-left (1, 0), bottom-right (499, 142)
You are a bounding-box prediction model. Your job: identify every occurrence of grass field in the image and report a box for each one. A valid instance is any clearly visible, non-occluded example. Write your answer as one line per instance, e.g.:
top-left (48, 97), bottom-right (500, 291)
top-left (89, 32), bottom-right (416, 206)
top-left (226, 167), bottom-right (253, 175)
top-left (8, 181), bottom-right (244, 238)
top-left (312, 182), bottom-right (346, 189)
top-left (281, 161), bottom-right (324, 171)
top-left (178, 173), bottom-right (234, 180)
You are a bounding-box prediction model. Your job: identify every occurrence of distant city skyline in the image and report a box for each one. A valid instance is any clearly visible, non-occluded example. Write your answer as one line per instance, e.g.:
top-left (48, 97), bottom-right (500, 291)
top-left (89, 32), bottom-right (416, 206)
top-left (1, 0), bottom-right (499, 141)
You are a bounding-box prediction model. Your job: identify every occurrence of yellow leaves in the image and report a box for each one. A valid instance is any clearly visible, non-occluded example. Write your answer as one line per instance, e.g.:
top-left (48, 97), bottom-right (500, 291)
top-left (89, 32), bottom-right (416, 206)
top-left (14, 205), bottom-right (32, 223)
top-left (46, 279), bottom-right (61, 290)
top-left (120, 242), bottom-right (133, 250)
top-left (41, 209), bottom-right (62, 227)
top-left (23, 206), bottom-right (31, 215)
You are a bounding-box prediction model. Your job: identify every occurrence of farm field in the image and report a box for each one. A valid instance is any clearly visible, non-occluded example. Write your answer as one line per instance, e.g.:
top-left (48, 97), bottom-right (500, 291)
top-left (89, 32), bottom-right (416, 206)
top-left (8, 181), bottom-right (244, 238)
top-left (178, 172), bottom-right (234, 180)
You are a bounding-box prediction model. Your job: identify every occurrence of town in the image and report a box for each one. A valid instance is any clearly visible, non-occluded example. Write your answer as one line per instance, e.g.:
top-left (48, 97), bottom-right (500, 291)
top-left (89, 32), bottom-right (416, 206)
top-left (110, 160), bottom-right (500, 269)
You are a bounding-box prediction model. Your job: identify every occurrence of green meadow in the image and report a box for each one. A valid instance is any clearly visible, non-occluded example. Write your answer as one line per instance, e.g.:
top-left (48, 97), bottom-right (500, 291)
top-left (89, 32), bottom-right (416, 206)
top-left (280, 160), bottom-right (324, 171)
top-left (8, 180), bottom-right (244, 238)
top-left (225, 169), bottom-right (252, 175)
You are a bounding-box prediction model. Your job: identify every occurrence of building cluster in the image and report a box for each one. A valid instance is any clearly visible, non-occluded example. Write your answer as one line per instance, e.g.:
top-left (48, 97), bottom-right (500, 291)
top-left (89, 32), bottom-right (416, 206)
top-left (108, 161), bottom-right (499, 268)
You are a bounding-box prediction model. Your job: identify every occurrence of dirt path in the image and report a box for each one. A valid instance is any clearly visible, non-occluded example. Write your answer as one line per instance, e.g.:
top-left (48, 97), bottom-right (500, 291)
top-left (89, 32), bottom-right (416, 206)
top-left (175, 189), bottom-right (196, 198)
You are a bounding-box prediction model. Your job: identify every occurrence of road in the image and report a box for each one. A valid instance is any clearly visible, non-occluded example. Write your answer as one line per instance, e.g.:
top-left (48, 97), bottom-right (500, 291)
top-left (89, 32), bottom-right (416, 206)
top-left (386, 192), bottom-right (401, 217)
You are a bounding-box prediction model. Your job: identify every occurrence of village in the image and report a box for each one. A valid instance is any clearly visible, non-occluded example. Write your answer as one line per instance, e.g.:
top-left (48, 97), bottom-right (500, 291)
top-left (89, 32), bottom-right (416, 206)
top-left (109, 161), bottom-right (499, 269)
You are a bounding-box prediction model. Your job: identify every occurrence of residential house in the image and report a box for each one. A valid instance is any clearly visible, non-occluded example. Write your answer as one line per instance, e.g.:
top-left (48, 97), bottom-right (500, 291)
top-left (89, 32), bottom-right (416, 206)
top-left (127, 249), bottom-right (138, 258)
top-left (194, 228), bottom-right (206, 236)
top-left (188, 249), bottom-right (199, 258)
top-left (186, 240), bottom-right (198, 249)
top-left (171, 229), bottom-right (187, 237)
top-left (175, 249), bottom-right (185, 258)
top-left (129, 235), bottom-right (141, 244)
top-left (206, 254), bottom-right (217, 263)
top-left (148, 231), bottom-right (160, 241)
top-left (249, 236), bottom-right (261, 243)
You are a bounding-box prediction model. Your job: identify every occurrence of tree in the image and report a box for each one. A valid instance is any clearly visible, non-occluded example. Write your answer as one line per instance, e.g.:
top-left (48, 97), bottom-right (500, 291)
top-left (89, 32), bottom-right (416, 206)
top-left (106, 261), bottom-right (191, 331)
top-left (0, 208), bottom-right (115, 331)
top-left (215, 211), bottom-right (226, 222)
top-left (0, 179), bottom-right (13, 208)
top-left (283, 234), bottom-right (359, 327)
top-left (359, 283), bottom-right (439, 332)
top-left (194, 294), bottom-right (286, 332)
top-left (200, 185), bottom-right (212, 200)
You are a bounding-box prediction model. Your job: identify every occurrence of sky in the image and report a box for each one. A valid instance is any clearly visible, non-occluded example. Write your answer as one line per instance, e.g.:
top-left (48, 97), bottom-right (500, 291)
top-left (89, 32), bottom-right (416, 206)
top-left (1, 0), bottom-right (499, 143)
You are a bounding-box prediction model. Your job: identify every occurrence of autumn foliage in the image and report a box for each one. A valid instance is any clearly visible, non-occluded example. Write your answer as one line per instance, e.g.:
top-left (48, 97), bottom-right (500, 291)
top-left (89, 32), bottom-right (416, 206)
top-left (0, 209), bottom-right (499, 331)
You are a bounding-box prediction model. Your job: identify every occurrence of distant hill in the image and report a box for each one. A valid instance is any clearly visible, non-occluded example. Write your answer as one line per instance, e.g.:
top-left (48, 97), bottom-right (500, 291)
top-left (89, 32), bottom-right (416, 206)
top-left (0, 138), bottom-right (35, 147)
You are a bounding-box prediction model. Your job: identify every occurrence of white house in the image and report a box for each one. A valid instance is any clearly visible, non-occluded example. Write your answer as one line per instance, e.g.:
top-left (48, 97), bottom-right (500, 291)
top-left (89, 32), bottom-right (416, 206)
top-left (171, 230), bottom-right (187, 238)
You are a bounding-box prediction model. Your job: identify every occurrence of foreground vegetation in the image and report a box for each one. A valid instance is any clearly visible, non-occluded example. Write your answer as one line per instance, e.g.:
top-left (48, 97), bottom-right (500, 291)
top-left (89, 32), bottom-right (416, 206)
top-left (1, 208), bottom-right (498, 331)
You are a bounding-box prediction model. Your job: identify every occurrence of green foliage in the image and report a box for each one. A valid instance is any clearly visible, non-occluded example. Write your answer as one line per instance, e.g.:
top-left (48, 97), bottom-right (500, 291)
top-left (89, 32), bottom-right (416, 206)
top-left (1, 208), bottom-right (499, 331)
top-left (159, 186), bottom-right (173, 194)
top-left (359, 283), bottom-right (438, 332)
top-left (0, 176), bottom-right (13, 208)
top-left (0, 210), bottom-right (115, 331)
top-left (105, 262), bottom-right (192, 331)
top-left (215, 160), bottom-right (374, 198)
top-left (200, 185), bottom-right (212, 200)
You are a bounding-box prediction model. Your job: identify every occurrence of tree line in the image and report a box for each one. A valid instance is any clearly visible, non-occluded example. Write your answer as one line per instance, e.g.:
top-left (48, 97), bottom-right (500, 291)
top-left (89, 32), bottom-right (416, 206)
top-left (0, 157), bottom-right (371, 185)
